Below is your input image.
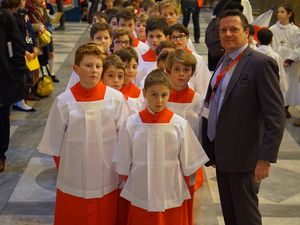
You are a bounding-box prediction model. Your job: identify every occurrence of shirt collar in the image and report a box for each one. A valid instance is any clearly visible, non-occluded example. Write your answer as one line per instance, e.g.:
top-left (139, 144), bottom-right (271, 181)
top-left (227, 44), bottom-right (248, 60)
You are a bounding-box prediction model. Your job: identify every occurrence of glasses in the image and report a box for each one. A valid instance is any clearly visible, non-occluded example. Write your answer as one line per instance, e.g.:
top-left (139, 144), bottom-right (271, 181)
top-left (170, 34), bottom-right (187, 41)
top-left (114, 40), bottom-right (130, 46)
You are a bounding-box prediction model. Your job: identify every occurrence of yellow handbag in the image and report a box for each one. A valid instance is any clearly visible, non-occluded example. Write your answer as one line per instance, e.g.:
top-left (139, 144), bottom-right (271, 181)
top-left (36, 75), bottom-right (53, 97)
top-left (37, 29), bottom-right (52, 48)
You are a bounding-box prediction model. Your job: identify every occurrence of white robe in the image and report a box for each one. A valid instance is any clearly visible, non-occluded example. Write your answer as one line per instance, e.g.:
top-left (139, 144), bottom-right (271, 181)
top-left (167, 93), bottom-right (204, 137)
top-left (114, 112), bottom-right (208, 212)
top-left (136, 56), bottom-right (157, 87)
top-left (66, 70), bottom-right (79, 90)
top-left (133, 40), bottom-right (149, 56)
top-left (138, 52), bottom-right (212, 96)
top-left (38, 87), bottom-right (129, 199)
top-left (189, 52), bottom-right (212, 97)
top-left (257, 45), bottom-right (288, 99)
top-left (187, 38), bottom-right (197, 53)
top-left (241, 0), bottom-right (254, 24)
top-left (270, 22), bottom-right (300, 105)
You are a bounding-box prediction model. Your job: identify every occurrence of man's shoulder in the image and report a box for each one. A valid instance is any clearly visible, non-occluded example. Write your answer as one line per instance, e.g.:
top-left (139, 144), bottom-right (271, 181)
top-left (247, 48), bottom-right (276, 64)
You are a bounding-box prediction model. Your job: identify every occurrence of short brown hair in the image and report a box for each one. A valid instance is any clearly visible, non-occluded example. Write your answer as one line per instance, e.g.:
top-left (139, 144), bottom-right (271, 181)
top-left (102, 54), bottom-right (125, 76)
top-left (117, 7), bottom-right (136, 23)
top-left (169, 23), bottom-right (189, 37)
top-left (146, 16), bottom-right (169, 36)
top-left (140, 0), bottom-right (156, 12)
top-left (111, 28), bottom-right (134, 48)
top-left (92, 11), bottom-right (109, 23)
top-left (74, 43), bottom-right (104, 66)
top-left (218, 9), bottom-right (249, 31)
top-left (165, 49), bottom-right (197, 74)
top-left (144, 69), bottom-right (171, 91)
top-left (114, 48), bottom-right (139, 64)
top-left (157, 51), bottom-right (170, 64)
top-left (136, 13), bottom-right (148, 24)
top-left (155, 40), bottom-right (176, 55)
top-left (158, 0), bottom-right (178, 15)
top-left (90, 22), bottom-right (112, 40)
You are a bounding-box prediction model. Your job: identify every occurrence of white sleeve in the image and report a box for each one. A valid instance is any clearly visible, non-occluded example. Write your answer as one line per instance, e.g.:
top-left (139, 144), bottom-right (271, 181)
top-left (191, 55), bottom-right (212, 96)
top-left (179, 122), bottom-right (209, 176)
top-left (115, 122), bottom-right (133, 175)
top-left (241, 0), bottom-right (254, 24)
top-left (276, 54), bottom-right (288, 95)
top-left (289, 27), bottom-right (300, 62)
top-left (187, 38), bottom-right (196, 53)
top-left (113, 94), bottom-right (130, 132)
top-left (38, 98), bottom-right (67, 156)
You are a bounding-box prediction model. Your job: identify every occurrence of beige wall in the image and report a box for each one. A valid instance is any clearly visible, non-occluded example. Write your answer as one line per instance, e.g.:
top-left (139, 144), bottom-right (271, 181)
top-left (250, 0), bottom-right (300, 25)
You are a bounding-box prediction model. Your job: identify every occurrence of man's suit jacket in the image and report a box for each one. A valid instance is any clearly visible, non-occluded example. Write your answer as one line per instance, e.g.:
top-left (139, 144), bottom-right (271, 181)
top-left (202, 46), bottom-right (285, 172)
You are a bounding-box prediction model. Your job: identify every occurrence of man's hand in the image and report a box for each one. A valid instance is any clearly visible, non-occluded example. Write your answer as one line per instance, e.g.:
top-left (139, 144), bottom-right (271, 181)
top-left (255, 160), bottom-right (270, 183)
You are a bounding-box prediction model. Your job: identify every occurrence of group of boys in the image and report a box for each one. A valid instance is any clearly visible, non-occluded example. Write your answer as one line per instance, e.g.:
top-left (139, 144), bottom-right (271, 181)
top-left (38, 0), bottom-right (213, 225)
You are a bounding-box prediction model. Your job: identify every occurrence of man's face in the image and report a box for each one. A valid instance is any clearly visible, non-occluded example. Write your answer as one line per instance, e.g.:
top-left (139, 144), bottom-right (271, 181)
top-left (219, 16), bottom-right (249, 53)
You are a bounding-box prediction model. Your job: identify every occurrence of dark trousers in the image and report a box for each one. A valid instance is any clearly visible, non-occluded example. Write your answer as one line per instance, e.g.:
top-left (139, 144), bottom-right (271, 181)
top-left (216, 169), bottom-right (262, 225)
top-left (88, 0), bottom-right (101, 23)
top-left (182, 7), bottom-right (200, 42)
top-left (0, 106), bottom-right (10, 161)
top-left (56, 0), bottom-right (65, 27)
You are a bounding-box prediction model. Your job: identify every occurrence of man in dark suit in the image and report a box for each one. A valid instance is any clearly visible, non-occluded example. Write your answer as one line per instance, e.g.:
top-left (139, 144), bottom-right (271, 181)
top-left (202, 10), bottom-right (285, 225)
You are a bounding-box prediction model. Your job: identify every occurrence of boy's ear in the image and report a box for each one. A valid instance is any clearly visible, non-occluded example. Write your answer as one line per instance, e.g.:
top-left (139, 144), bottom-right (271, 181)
top-left (73, 64), bottom-right (79, 74)
top-left (166, 35), bottom-right (170, 41)
top-left (142, 88), bottom-right (146, 98)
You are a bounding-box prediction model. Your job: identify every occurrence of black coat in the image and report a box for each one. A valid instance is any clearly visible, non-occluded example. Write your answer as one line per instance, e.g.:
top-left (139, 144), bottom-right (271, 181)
top-left (0, 8), bottom-right (27, 107)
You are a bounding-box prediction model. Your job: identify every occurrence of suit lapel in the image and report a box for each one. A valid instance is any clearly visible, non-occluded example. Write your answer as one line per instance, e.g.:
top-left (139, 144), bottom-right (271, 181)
top-left (221, 47), bottom-right (253, 107)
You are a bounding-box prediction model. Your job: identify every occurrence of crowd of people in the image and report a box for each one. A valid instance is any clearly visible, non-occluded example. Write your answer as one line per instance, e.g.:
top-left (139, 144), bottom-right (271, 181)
top-left (0, 0), bottom-right (300, 225)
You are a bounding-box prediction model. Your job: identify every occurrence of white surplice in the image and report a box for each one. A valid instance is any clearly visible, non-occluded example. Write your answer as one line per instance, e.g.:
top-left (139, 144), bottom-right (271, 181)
top-left (257, 45), bottom-right (288, 99)
top-left (189, 52), bottom-right (212, 97)
top-left (241, 0), bottom-right (254, 24)
top-left (115, 113), bottom-right (209, 212)
top-left (270, 22), bottom-right (300, 105)
top-left (38, 87), bottom-right (129, 199)
top-left (134, 40), bottom-right (150, 56)
top-left (167, 93), bottom-right (204, 137)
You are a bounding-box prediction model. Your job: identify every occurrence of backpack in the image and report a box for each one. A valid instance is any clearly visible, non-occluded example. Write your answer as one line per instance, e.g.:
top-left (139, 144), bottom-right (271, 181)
top-left (205, 18), bottom-right (225, 59)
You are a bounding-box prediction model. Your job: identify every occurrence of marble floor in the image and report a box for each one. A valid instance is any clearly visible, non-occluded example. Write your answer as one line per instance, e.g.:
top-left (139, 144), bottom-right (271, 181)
top-left (1, 10), bottom-right (300, 225)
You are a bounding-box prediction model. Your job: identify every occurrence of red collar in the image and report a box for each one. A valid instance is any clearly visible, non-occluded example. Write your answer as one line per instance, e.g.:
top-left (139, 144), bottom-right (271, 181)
top-left (168, 87), bottom-right (195, 103)
top-left (132, 36), bottom-right (140, 47)
top-left (71, 82), bottom-right (106, 102)
top-left (142, 50), bottom-right (157, 62)
top-left (120, 82), bottom-right (141, 99)
top-left (139, 107), bottom-right (174, 123)
top-left (184, 47), bottom-right (193, 54)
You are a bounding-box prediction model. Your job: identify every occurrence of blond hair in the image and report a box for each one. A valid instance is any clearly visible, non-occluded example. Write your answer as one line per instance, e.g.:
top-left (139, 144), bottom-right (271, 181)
top-left (158, 0), bottom-right (178, 15)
